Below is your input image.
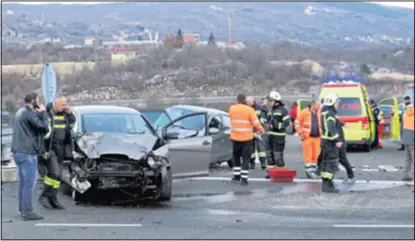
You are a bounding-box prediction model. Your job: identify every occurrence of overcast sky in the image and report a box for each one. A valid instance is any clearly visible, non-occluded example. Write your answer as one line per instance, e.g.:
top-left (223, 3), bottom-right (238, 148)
top-left (9, 1), bottom-right (415, 9)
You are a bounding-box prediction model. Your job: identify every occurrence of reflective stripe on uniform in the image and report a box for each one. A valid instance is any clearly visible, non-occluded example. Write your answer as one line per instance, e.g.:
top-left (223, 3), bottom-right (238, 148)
top-left (321, 111), bottom-right (338, 140)
top-left (267, 131), bottom-right (286, 136)
top-left (54, 115), bottom-right (65, 120)
top-left (282, 115), bottom-right (290, 121)
top-left (320, 171), bottom-right (333, 179)
top-left (232, 120), bottom-right (250, 123)
top-left (302, 128), bottom-right (311, 132)
top-left (241, 169), bottom-right (249, 179)
top-left (232, 128), bottom-right (253, 132)
top-left (44, 176), bottom-right (61, 189)
top-left (233, 167), bottom-right (241, 176)
top-left (53, 124), bottom-right (66, 129)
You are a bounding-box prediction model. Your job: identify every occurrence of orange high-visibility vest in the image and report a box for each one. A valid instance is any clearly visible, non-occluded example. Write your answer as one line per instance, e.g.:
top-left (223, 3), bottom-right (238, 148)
top-left (229, 104), bottom-right (264, 141)
top-left (294, 108), bottom-right (322, 138)
top-left (403, 107), bottom-right (414, 131)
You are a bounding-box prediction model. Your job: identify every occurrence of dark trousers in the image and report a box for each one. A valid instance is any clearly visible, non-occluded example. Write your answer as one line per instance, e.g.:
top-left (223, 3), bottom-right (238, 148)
top-left (339, 144), bottom-right (354, 178)
top-left (290, 118), bottom-right (296, 133)
top-left (232, 140), bottom-right (252, 180)
top-left (251, 136), bottom-right (266, 164)
top-left (41, 145), bottom-right (63, 198)
top-left (373, 123), bottom-right (379, 148)
top-left (13, 152), bottom-right (38, 217)
top-left (320, 141), bottom-right (339, 181)
top-left (267, 134), bottom-right (286, 168)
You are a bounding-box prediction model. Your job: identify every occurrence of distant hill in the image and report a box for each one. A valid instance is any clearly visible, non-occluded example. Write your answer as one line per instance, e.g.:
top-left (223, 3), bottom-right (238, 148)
top-left (2, 2), bottom-right (414, 47)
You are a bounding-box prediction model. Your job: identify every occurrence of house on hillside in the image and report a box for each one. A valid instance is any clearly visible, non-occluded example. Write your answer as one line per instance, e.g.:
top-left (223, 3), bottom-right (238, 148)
top-left (183, 33), bottom-right (200, 43)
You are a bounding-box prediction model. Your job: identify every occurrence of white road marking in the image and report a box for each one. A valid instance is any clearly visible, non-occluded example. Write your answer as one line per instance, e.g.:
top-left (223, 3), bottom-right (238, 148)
top-left (332, 224), bottom-right (414, 228)
top-left (35, 223), bottom-right (142, 227)
top-left (189, 176), bottom-right (414, 186)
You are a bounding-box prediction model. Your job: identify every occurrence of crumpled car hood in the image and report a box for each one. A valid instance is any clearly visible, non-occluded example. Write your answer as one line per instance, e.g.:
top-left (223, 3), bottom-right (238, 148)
top-left (76, 132), bottom-right (158, 160)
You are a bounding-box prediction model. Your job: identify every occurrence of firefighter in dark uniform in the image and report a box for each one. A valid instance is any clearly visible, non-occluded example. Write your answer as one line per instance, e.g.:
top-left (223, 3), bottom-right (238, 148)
top-left (320, 93), bottom-right (343, 193)
top-left (246, 96), bottom-right (268, 170)
top-left (370, 99), bottom-right (383, 149)
top-left (265, 91), bottom-right (291, 178)
top-left (38, 97), bottom-right (76, 209)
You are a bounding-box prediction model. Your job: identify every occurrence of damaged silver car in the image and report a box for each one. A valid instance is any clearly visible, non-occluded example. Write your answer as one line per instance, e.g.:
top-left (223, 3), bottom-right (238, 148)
top-left (61, 105), bottom-right (212, 202)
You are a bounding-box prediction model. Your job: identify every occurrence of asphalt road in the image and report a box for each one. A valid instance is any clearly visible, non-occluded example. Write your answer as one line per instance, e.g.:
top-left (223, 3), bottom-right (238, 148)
top-left (2, 136), bottom-right (414, 239)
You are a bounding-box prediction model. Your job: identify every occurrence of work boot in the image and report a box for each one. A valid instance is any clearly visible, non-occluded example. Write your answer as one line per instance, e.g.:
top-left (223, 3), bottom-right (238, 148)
top-left (343, 176), bottom-right (356, 184)
top-left (22, 213), bottom-right (44, 221)
top-left (398, 145), bottom-right (405, 151)
top-left (231, 176), bottom-right (241, 183)
top-left (264, 174), bottom-right (270, 179)
top-left (309, 171), bottom-right (319, 179)
top-left (402, 177), bottom-right (414, 182)
top-left (49, 197), bottom-right (65, 210)
top-left (250, 162), bottom-right (256, 170)
top-left (322, 180), bottom-right (339, 193)
top-left (260, 161), bottom-right (266, 170)
top-left (241, 179), bottom-right (249, 186)
top-left (38, 196), bottom-right (53, 209)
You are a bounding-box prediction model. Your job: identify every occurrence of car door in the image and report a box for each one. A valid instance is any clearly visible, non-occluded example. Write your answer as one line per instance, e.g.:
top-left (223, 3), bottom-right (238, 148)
top-left (378, 97), bottom-right (400, 140)
top-left (220, 115), bottom-right (233, 161)
top-left (207, 114), bottom-right (224, 163)
top-left (296, 99), bottom-right (312, 113)
top-left (162, 112), bottom-right (212, 178)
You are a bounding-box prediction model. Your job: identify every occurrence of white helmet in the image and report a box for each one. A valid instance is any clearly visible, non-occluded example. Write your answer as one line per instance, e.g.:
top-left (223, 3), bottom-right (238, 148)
top-left (323, 93), bottom-right (340, 106)
top-left (268, 91), bottom-right (282, 101)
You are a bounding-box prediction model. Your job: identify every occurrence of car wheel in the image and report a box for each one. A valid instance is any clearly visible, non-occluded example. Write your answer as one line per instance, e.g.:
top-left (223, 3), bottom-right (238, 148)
top-left (72, 189), bottom-right (89, 203)
top-left (363, 143), bottom-right (371, 152)
top-left (158, 168), bottom-right (172, 201)
top-left (227, 160), bottom-right (234, 168)
top-left (60, 182), bottom-right (72, 196)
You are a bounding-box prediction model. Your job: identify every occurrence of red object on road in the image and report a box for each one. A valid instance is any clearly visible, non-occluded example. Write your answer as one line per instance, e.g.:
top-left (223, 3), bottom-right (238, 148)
top-left (267, 168), bottom-right (297, 183)
top-left (378, 123), bottom-right (384, 148)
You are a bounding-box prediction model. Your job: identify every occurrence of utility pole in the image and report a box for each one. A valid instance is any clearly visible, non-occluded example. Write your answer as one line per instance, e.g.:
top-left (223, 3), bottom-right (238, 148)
top-left (227, 9), bottom-right (237, 48)
top-left (227, 8), bottom-right (252, 48)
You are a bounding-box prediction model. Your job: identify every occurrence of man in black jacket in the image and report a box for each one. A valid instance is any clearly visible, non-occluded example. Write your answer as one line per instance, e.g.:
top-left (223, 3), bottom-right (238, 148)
top-left (38, 97), bottom-right (76, 210)
top-left (11, 92), bottom-right (49, 221)
top-left (247, 96), bottom-right (268, 170)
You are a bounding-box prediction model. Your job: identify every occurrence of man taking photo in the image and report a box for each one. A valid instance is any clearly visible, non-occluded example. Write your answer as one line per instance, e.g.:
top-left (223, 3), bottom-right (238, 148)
top-left (11, 92), bottom-right (49, 221)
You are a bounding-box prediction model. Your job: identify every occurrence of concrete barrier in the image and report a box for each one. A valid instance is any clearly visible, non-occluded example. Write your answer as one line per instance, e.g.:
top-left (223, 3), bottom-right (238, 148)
top-left (1, 160), bottom-right (42, 183)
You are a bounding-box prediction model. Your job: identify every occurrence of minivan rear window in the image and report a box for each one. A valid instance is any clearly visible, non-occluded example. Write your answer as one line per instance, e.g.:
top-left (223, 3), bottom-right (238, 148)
top-left (337, 97), bottom-right (362, 116)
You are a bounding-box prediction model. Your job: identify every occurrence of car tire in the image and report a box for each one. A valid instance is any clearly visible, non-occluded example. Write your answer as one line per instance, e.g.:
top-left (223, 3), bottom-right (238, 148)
top-left (227, 160), bottom-right (234, 168)
top-left (72, 189), bottom-right (89, 203)
top-left (363, 143), bottom-right (371, 152)
top-left (60, 182), bottom-right (72, 196)
top-left (158, 168), bottom-right (172, 201)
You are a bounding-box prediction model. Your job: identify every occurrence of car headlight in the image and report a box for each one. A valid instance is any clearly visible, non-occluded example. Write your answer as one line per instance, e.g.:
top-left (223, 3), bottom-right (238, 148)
top-left (147, 156), bottom-right (156, 168)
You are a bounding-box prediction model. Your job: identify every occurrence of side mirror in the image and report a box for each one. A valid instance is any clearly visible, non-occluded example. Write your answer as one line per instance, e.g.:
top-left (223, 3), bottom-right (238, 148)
top-left (162, 127), bottom-right (179, 140)
top-left (209, 127), bottom-right (220, 134)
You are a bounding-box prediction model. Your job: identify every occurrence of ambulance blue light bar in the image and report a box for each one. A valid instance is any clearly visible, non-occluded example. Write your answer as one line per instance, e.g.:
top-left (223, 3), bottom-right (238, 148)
top-left (322, 73), bottom-right (363, 85)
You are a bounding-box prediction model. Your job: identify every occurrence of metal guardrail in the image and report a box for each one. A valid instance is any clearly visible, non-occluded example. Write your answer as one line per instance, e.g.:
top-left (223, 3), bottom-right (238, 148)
top-left (71, 95), bottom-right (314, 106)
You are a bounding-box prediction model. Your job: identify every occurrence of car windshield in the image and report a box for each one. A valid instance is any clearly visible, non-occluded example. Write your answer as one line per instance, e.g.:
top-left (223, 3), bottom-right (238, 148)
top-left (337, 97), bottom-right (362, 116)
top-left (379, 105), bottom-right (393, 115)
top-left (165, 107), bottom-right (205, 130)
top-left (81, 113), bottom-right (155, 135)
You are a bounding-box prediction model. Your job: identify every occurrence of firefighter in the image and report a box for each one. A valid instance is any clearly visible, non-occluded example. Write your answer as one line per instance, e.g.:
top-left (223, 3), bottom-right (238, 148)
top-left (320, 93), bottom-right (343, 193)
top-left (370, 100), bottom-right (384, 149)
top-left (295, 99), bottom-right (321, 179)
top-left (265, 91), bottom-right (290, 178)
top-left (246, 96), bottom-right (268, 170)
top-left (229, 94), bottom-right (264, 185)
top-left (38, 97), bottom-right (76, 209)
top-left (399, 96), bottom-right (412, 151)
